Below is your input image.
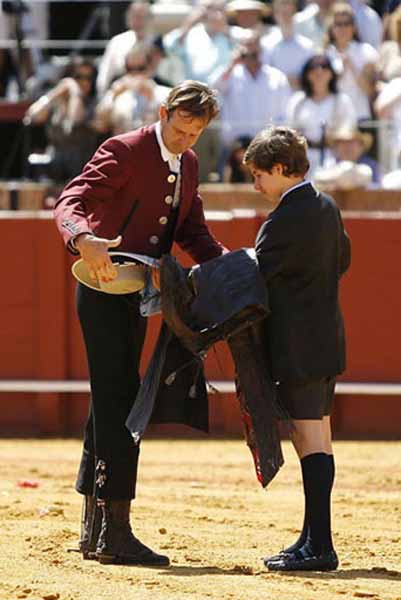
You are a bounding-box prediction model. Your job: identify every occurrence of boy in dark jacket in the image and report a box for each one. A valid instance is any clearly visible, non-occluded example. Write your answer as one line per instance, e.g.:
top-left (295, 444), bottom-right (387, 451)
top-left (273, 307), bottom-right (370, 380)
top-left (244, 126), bottom-right (351, 571)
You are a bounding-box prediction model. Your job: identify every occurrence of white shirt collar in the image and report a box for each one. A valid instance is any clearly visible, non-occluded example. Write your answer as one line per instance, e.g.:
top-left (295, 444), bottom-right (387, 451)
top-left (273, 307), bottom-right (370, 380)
top-left (280, 179), bottom-right (313, 201)
top-left (155, 121), bottom-right (181, 173)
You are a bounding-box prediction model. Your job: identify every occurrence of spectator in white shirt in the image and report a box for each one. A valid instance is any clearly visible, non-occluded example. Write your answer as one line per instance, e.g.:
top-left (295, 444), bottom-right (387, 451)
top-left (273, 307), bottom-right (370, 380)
top-left (325, 3), bottom-right (378, 121)
top-left (225, 0), bottom-right (272, 41)
top-left (97, 2), bottom-right (153, 97)
top-left (261, 0), bottom-right (315, 89)
top-left (374, 77), bottom-right (401, 168)
top-left (347, 0), bottom-right (383, 49)
top-left (287, 54), bottom-right (356, 175)
top-left (378, 5), bottom-right (401, 83)
top-left (294, 0), bottom-right (337, 48)
top-left (294, 0), bottom-right (382, 49)
top-left (97, 2), bottom-right (183, 97)
top-left (96, 43), bottom-right (170, 136)
top-left (164, 1), bottom-right (236, 182)
top-left (209, 33), bottom-right (291, 170)
top-left (163, 0), bottom-right (235, 83)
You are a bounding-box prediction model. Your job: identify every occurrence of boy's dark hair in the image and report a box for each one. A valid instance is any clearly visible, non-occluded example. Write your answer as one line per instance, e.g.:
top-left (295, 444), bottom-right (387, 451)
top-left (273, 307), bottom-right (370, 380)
top-left (163, 80), bottom-right (220, 123)
top-left (243, 126), bottom-right (310, 177)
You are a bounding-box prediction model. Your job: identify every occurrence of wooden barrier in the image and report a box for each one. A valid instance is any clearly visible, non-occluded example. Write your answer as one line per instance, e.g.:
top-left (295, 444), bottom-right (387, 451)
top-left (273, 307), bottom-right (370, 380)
top-left (0, 209), bottom-right (400, 437)
top-left (0, 182), bottom-right (51, 210)
top-left (2, 182), bottom-right (401, 213)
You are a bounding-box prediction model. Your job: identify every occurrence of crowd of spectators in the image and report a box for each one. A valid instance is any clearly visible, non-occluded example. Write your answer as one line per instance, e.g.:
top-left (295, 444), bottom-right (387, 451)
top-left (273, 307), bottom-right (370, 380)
top-left (3, 0), bottom-right (401, 188)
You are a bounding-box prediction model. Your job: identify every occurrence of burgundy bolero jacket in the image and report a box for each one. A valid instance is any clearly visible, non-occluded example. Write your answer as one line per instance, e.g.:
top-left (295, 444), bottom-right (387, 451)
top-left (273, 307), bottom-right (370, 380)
top-left (54, 124), bottom-right (224, 263)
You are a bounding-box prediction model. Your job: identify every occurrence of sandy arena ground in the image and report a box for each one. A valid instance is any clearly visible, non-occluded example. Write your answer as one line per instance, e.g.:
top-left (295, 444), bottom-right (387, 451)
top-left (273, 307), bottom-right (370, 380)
top-left (0, 438), bottom-right (401, 600)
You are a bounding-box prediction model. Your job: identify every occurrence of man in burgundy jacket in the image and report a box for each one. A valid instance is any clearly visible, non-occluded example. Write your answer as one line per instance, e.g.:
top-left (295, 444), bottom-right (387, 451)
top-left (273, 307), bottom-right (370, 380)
top-left (54, 81), bottom-right (225, 567)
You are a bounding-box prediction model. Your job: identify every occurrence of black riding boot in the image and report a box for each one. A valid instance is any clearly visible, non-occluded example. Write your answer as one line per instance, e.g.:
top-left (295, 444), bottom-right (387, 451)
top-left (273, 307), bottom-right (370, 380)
top-left (95, 499), bottom-right (170, 566)
top-left (79, 495), bottom-right (102, 560)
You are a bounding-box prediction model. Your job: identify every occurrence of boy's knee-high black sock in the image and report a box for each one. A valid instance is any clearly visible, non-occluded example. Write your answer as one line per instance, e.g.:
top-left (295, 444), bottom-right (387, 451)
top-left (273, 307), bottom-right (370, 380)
top-left (300, 452), bottom-right (334, 555)
top-left (284, 453), bottom-right (335, 553)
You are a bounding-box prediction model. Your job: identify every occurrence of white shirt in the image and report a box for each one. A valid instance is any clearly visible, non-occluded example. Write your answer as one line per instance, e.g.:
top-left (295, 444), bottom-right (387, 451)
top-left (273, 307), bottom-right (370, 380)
top-left (326, 40), bottom-right (378, 120)
top-left (97, 31), bottom-right (141, 97)
top-left (375, 77), bottom-right (401, 162)
top-left (210, 63), bottom-right (292, 146)
top-left (294, 4), bottom-right (328, 48)
top-left (348, 0), bottom-right (383, 49)
top-left (287, 91), bottom-right (357, 142)
top-left (164, 23), bottom-right (235, 83)
top-left (294, 1), bottom-right (382, 49)
top-left (287, 91), bottom-right (357, 175)
top-left (260, 30), bottom-right (315, 79)
top-left (155, 121), bottom-right (181, 173)
top-left (97, 30), bottom-right (184, 97)
top-left (382, 169), bottom-right (401, 190)
top-left (103, 85), bottom-right (171, 137)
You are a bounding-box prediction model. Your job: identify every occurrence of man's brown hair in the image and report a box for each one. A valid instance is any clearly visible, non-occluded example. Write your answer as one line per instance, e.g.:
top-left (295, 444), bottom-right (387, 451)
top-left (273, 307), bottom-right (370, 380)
top-left (163, 80), bottom-right (220, 123)
top-left (243, 126), bottom-right (310, 177)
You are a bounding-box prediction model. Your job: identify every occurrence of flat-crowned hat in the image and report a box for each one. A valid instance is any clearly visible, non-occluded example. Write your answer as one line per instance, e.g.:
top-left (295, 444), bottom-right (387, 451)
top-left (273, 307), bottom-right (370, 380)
top-left (72, 252), bottom-right (153, 294)
top-left (329, 127), bottom-right (373, 152)
top-left (226, 0), bottom-right (271, 16)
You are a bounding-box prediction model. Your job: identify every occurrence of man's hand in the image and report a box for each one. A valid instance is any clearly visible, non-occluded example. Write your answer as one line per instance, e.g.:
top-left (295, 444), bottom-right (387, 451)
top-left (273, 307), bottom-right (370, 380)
top-left (74, 233), bottom-right (122, 283)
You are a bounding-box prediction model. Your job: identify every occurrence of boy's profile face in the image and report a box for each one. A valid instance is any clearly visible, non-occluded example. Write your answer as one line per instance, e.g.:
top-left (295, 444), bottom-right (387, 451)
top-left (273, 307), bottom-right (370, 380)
top-left (249, 163), bottom-right (284, 198)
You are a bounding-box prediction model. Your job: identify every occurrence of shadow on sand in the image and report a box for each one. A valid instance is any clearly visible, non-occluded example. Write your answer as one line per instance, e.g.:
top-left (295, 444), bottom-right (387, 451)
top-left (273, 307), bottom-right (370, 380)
top-left (158, 565), bottom-right (401, 581)
top-left (159, 564), bottom-right (254, 577)
top-left (271, 567), bottom-right (401, 582)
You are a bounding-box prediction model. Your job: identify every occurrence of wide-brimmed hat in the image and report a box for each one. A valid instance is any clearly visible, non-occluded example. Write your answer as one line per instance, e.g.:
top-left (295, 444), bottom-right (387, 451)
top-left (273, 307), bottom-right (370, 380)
top-left (226, 0), bottom-right (271, 16)
top-left (329, 127), bottom-right (373, 152)
top-left (72, 252), bottom-right (153, 294)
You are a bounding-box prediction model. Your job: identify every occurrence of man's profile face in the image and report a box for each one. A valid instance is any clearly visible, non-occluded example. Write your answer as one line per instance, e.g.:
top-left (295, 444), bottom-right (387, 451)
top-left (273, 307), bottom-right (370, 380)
top-left (160, 106), bottom-right (209, 155)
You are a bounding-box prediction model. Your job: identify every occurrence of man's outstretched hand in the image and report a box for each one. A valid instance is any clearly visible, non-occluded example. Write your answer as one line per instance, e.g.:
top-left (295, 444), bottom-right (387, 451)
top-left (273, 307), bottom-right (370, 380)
top-left (75, 233), bottom-right (122, 283)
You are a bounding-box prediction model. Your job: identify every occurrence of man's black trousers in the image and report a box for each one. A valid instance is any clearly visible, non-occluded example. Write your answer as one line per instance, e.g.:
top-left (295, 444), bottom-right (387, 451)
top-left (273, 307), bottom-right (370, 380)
top-left (75, 283), bottom-right (147, 500)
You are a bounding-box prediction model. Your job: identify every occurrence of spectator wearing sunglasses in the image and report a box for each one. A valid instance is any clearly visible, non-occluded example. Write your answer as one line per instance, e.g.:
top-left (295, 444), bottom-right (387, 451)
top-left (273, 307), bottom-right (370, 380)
top-left (287, 54), bottom-right (356, 176)
top-left (24, 57), bottom-right (100, 183)
top-left (294, 0), bottom-right (382, 49)
top-left (96, 43), bottom-right (171, 136)
top-left (325, 3), bottom-right (378, 122)
top-left (97, 2), bottom-right (183, 97)
top-left (97, 2), bottom-right (154, 97)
